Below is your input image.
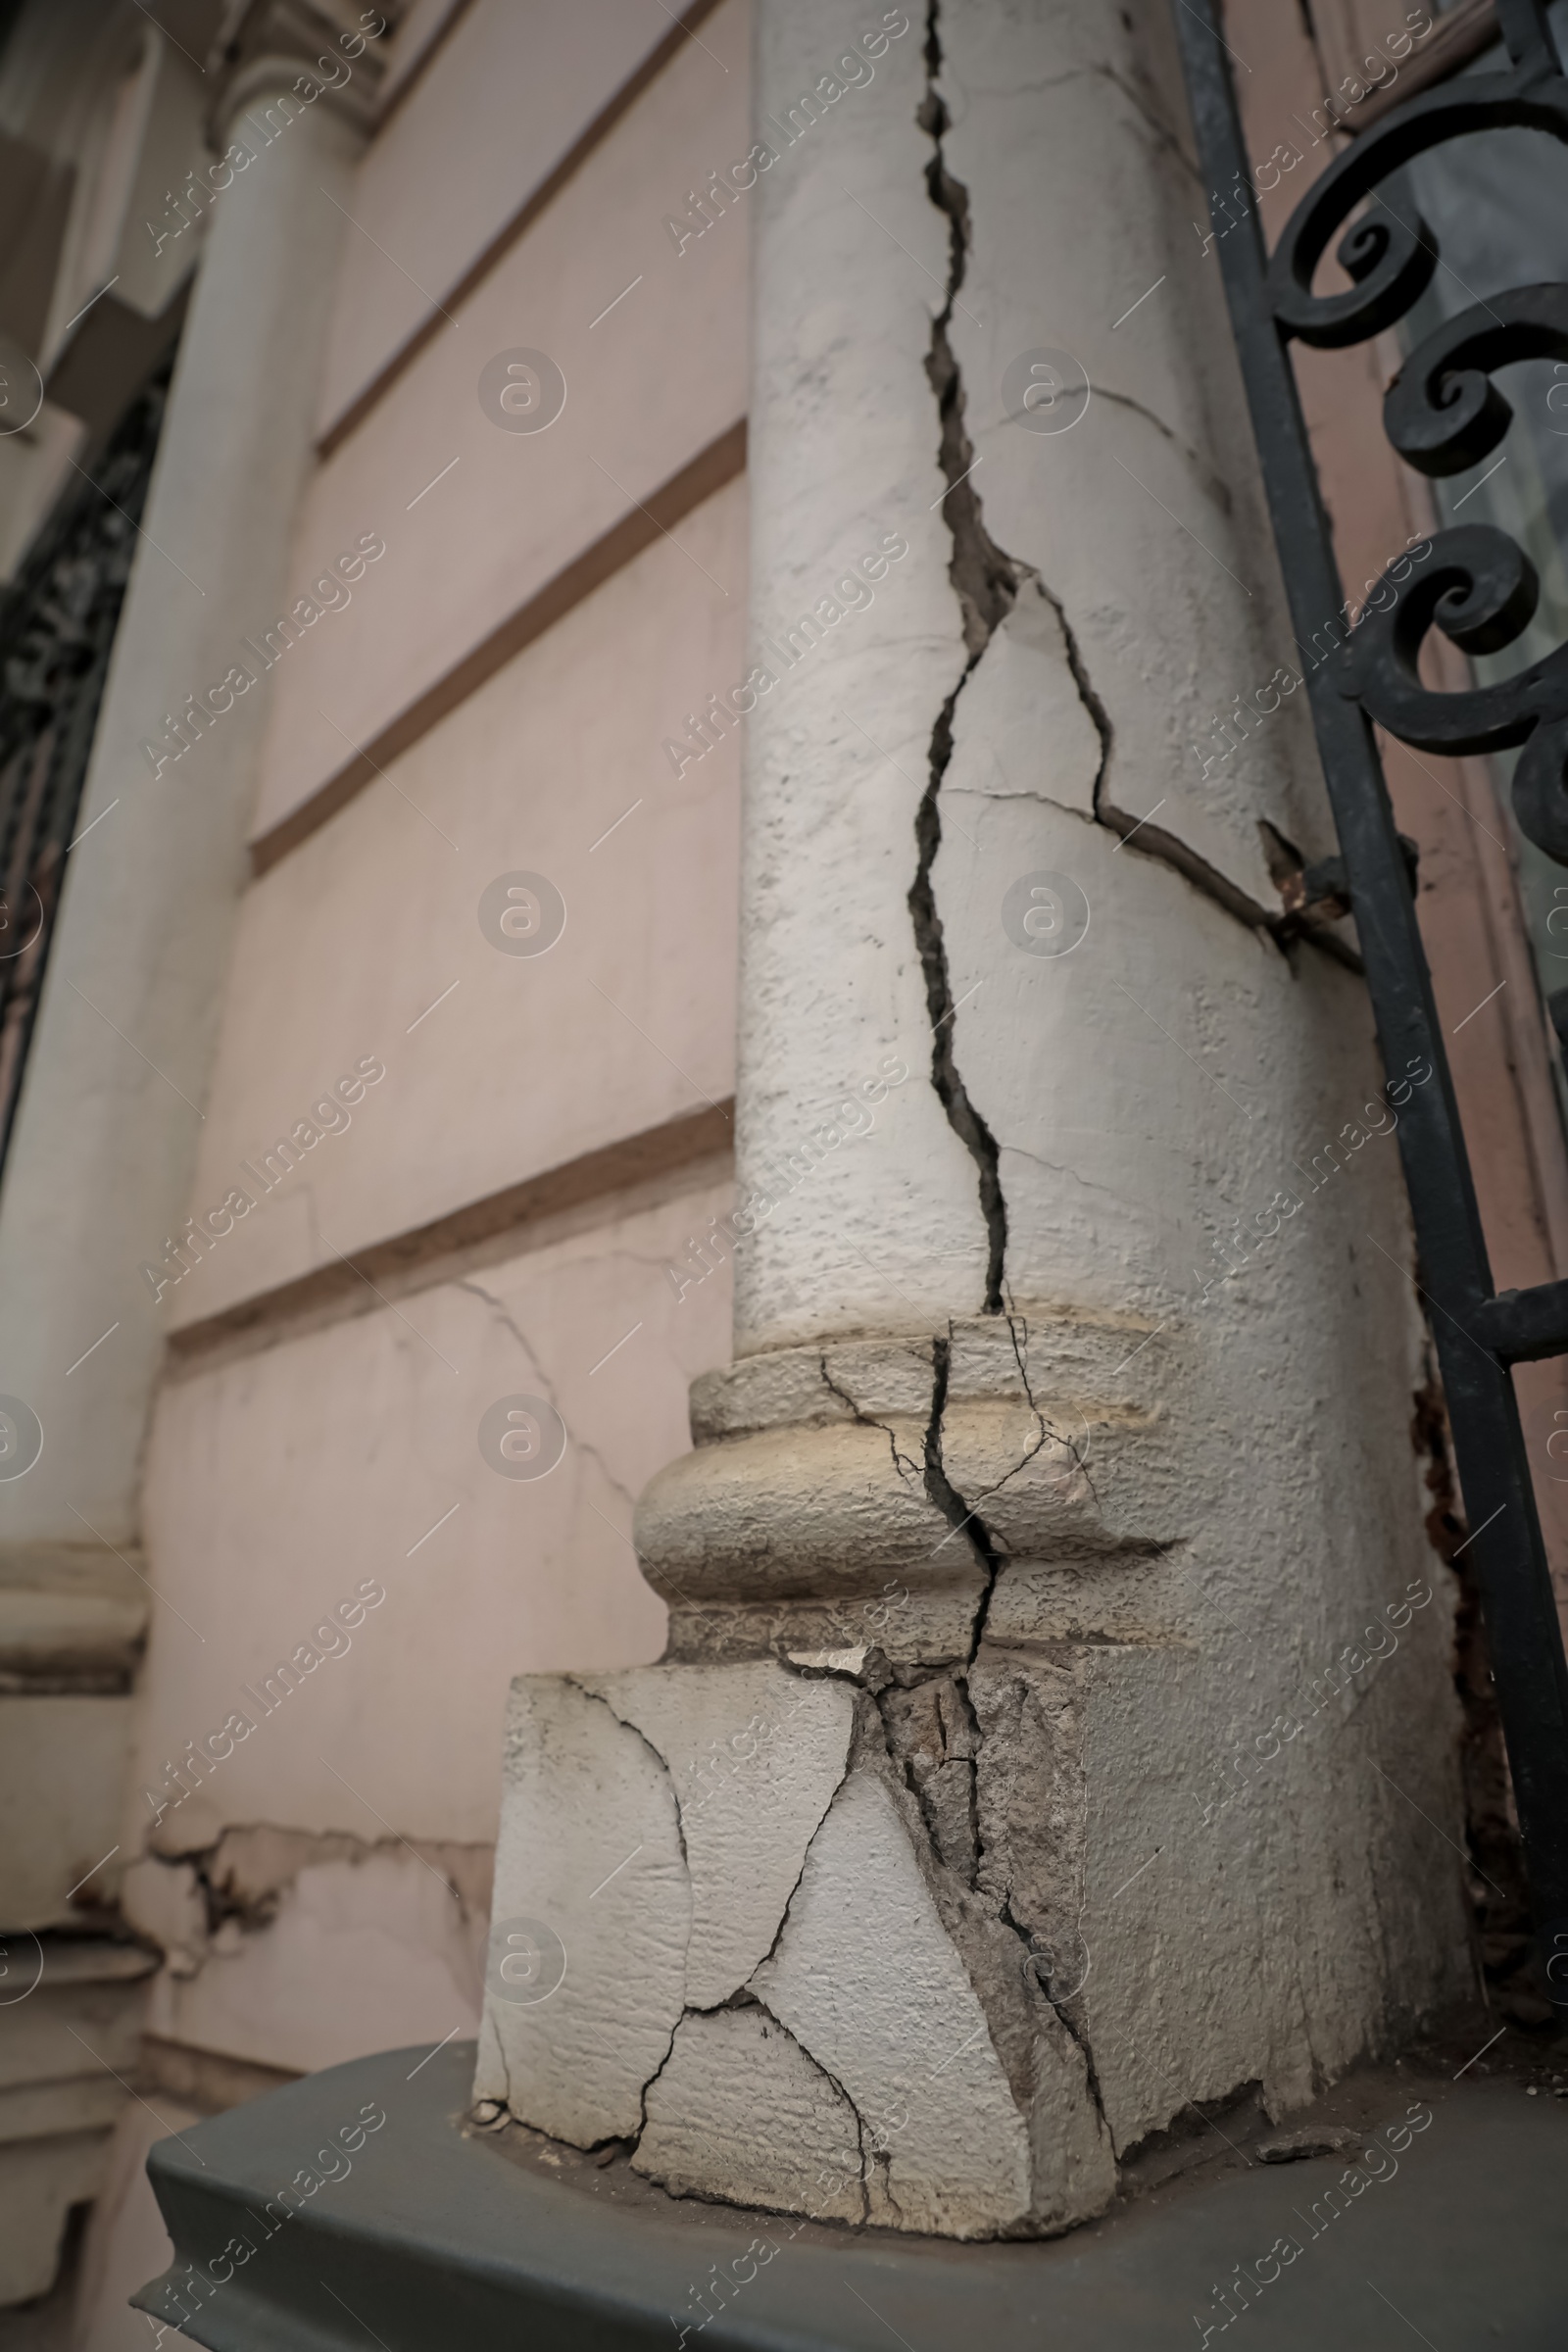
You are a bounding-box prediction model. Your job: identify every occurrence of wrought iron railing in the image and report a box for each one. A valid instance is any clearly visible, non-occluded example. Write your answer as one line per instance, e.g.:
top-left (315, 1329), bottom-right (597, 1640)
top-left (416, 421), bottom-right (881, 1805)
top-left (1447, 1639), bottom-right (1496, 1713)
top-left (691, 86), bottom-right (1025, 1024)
top-left (0, 368), bottom-right (167, 1171)
top-left (1174, 0), bottom-right (1568, 2009)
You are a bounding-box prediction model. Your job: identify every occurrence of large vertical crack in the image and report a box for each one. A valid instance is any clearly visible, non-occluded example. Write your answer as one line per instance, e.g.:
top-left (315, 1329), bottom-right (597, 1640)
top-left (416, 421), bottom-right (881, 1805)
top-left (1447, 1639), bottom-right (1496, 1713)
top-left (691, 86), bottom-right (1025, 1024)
top-left (909, 2), bottom-right (1274, 1312)
top-left (922, 1317), bottom-right (1101, 1667)
top-left (909, 1324), bottom-right (1112, 2151)
top-left (911, 3), bottom-right (1017, 1317)
top-left (922, 1330), bottom-right (1005, 1660)
top-left (907, 17), bottom-right (1360, 1005)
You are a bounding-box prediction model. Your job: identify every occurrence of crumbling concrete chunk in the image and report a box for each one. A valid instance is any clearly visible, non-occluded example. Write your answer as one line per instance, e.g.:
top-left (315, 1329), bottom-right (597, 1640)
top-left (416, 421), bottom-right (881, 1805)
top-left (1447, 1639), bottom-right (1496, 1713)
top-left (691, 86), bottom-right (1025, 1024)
top-left (879, 1674), bottom-right (981, 1883)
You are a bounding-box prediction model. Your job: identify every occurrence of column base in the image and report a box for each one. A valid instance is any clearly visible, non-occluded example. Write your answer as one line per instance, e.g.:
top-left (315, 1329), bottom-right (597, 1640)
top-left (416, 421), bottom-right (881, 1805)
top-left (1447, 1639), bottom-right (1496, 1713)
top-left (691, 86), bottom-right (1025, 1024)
top-left (475, 1656), bottom-right (1116, 2238)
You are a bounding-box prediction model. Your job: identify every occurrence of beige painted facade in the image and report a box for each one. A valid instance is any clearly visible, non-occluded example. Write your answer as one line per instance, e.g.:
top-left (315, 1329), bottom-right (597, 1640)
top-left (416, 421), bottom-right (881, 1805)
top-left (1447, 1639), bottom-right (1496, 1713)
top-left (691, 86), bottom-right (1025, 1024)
top-left (0, 0), bottom-right (1561, 2336)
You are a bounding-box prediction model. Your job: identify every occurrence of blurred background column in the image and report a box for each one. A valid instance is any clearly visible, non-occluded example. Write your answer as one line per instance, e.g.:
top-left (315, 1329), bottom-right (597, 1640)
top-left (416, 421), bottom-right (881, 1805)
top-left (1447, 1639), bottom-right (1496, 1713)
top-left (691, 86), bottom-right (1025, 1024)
top-left (0, 2), bottom-right (387, 2311)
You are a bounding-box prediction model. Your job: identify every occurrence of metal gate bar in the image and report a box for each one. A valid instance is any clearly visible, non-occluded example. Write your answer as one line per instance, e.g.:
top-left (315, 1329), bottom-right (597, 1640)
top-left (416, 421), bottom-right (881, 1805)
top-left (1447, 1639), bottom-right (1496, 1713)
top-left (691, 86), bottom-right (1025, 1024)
top-left (1172, 0), bottom-right (1568, 2004)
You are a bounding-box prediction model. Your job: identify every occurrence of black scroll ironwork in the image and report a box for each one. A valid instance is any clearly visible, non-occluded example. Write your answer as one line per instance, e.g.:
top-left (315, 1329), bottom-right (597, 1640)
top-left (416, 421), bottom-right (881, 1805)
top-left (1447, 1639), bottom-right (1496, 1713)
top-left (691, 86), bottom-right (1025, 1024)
top-left (1174, 0), bottom-right (1568, 2006)
top-left (0, 368), bottom-right (168, 1174)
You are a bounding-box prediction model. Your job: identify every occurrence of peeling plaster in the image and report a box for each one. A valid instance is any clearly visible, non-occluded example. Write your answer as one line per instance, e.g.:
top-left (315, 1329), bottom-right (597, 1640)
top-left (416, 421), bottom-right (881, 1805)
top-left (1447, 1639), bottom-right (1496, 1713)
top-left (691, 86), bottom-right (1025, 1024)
top-left (477, 0), bottom-right (1472, 2230)
top-left (131, 1823), bottom-right (492, 1959)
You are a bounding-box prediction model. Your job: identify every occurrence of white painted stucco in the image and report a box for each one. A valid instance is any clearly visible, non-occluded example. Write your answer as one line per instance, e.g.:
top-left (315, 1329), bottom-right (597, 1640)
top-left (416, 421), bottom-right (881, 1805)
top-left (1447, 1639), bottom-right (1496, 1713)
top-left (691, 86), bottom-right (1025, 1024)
top-left (479, 0), bottom-right (1472, 2236)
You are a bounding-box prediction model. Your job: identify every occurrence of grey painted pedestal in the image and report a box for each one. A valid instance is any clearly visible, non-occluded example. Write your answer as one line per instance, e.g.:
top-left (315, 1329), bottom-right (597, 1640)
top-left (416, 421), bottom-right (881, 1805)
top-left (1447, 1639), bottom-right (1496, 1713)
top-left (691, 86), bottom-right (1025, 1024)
top-left (134, 2041), bottom-right (1568, 2349)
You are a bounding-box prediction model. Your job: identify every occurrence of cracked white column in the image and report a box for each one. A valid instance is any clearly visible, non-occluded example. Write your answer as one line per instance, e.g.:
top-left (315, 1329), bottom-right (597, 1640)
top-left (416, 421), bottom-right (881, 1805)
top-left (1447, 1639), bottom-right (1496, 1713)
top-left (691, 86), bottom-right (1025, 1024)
top-left (478, 0), bottom-right (1473, 2237)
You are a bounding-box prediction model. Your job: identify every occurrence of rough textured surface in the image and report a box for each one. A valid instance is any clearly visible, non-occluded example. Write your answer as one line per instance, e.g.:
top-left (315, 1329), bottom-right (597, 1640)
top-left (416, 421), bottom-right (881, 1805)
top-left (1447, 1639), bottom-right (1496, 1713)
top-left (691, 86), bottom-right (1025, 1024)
top-left (476, 1656), bottom-right (1119, 2234)
top-left (578, 1660), bottom-right (855, 2008)
top-left (634, 2004), bottom-right (864, 2217)
top-left (750, 1768), bottom-right (1061, 2236)
top-left (638, 1323), bottom-right (1172, 1665)
top-left (475, 1679), bottom-right (688, 2144)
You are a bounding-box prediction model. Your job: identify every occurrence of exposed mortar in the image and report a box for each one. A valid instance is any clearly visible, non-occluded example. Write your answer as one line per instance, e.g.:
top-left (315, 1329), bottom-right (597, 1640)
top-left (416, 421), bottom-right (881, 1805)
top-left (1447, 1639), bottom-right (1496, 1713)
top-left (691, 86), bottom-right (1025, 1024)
top-left (833, 1307), bottom-right (1106, 2137)
top-left (1004, 1879), bottom-right (1111, 2133)
top-left (626, 8), bottom-right (1308, 2168)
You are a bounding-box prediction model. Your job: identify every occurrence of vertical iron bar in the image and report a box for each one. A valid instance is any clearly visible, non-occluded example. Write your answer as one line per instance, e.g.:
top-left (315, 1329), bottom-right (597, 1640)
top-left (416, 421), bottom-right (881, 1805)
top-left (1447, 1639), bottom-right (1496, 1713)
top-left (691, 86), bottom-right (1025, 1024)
top-left (1174, 0), bottom-right (1568, 2001)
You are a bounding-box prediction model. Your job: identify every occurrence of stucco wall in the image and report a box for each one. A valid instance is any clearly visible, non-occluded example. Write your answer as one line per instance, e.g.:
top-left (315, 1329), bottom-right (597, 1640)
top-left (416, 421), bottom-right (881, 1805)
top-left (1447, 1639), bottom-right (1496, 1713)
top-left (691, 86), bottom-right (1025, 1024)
top-left (108, 0), bottom-right (749, 2139)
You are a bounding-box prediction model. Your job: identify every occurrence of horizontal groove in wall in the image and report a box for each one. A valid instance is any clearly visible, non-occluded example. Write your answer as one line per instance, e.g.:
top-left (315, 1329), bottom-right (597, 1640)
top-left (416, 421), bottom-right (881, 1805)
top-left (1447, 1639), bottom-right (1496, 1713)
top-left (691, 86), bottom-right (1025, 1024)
top-left (248, 417), bottom-right (747, 879)
top-left (164, 1100), bottom-right (736, 1378)
top-left (140, 2033), bottom-right (302, 2117)
top-left (321, 0), bottom-right (730, 459)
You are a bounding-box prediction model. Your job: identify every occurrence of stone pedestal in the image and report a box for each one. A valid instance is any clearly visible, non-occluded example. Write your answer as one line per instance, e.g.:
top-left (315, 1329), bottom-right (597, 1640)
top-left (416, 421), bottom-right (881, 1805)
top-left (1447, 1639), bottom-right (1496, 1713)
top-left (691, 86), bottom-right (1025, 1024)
top-left (475, 0), bottom-right (1473, 2235)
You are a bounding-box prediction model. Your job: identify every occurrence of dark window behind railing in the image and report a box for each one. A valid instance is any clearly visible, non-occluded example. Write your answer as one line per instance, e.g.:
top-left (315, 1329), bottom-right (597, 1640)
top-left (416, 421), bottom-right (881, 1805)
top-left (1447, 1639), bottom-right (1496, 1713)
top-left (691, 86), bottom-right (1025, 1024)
top-left (0, 365), bottom-right (167, 1170)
